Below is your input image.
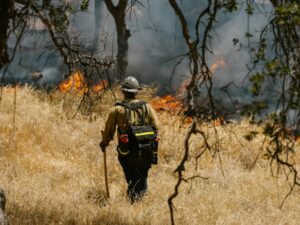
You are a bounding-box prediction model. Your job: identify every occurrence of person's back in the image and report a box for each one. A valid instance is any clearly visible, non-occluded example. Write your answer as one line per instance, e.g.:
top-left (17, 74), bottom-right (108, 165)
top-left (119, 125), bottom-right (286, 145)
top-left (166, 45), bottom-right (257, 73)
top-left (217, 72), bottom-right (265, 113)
top-left (102, 98), bottom-right (158, 145)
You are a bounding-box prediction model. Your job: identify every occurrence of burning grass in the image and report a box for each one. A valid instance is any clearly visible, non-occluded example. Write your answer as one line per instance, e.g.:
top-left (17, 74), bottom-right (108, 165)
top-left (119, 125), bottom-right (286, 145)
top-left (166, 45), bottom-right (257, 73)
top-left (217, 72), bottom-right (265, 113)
top-left (58, 70), bottom-right (108, 95)
top-left (150, 95), bottom-right (183, 112)
top-left (0, 86), bottom-right (300, 225)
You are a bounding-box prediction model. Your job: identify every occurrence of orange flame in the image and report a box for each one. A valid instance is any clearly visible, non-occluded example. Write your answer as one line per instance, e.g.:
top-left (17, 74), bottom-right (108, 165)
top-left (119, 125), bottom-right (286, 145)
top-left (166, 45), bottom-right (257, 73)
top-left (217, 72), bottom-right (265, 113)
top-left (176, 78), bottom-right (191, 97)
top-left (214, 116), bottom-right (224, 126)
top-left (211, 57), bottom-right (225, 74)
top-left (175, 57), bottom-right (225, 97)
top-left (150, 95), bottom-right (183, 111)
top-left (58, 70), bottom-right (88, 95)
top-left (58, 70), bottom-right (108, 95)
top-left (150, 57), bottom-right (226, 118)
top-left (91, 80), bottom-right (108, 93)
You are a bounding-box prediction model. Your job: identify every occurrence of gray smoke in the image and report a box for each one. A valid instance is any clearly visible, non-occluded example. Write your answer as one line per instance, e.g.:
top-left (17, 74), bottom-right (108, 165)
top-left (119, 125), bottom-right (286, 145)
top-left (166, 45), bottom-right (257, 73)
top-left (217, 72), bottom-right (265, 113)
top-left (1, 0), bottom-right (273, 102)
top-left (93, 1), bottom-right (273, 98)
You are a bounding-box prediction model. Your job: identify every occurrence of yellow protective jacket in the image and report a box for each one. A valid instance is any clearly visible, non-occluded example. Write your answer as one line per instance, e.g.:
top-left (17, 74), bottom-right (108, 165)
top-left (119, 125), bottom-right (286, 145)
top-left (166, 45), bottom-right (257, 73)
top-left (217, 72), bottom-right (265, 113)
top-left (101, 99), bottom-right (159, 145)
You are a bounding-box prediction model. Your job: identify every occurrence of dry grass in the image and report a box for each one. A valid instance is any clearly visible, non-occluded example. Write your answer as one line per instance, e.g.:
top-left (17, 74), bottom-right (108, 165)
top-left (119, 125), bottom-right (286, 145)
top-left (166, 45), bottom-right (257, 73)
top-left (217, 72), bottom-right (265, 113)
top-left (0, 85), bottom-right (300, 225)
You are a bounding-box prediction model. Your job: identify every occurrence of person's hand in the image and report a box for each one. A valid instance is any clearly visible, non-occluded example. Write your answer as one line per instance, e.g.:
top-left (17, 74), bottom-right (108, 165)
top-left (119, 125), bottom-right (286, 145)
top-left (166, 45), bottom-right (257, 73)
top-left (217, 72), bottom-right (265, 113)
top-left (100, 141), bottom-right (108, 152)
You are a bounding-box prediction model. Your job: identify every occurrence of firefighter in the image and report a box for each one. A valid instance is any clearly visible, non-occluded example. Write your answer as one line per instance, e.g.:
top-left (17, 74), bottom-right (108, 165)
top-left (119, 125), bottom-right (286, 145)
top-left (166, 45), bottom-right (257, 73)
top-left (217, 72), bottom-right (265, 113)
top-left (100, 76), bottom-right (159, 202)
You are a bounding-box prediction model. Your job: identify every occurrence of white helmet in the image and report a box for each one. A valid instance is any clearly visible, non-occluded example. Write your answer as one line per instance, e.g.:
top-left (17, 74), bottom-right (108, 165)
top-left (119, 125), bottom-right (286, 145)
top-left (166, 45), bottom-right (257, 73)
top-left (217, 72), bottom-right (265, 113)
top-left (121, 76), bottom-right (140, 93)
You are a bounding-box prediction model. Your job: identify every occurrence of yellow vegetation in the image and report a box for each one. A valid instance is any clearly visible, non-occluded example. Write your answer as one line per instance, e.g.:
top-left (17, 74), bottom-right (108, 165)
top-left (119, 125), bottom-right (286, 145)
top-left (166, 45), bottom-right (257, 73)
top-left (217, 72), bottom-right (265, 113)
top-left (0, 86), bottom-right (299, 225)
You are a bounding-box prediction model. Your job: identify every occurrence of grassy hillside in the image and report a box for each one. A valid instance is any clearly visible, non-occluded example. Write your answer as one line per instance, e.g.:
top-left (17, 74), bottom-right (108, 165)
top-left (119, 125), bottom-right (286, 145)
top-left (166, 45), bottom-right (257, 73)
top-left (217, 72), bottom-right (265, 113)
top-left (0, 86), bottom-right (299, 225)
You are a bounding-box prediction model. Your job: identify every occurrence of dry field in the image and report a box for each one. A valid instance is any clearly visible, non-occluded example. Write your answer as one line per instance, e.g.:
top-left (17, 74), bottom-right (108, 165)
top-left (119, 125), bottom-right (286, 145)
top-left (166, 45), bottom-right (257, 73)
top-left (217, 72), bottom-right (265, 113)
top-left (0, 86), bottom-right (300, 225)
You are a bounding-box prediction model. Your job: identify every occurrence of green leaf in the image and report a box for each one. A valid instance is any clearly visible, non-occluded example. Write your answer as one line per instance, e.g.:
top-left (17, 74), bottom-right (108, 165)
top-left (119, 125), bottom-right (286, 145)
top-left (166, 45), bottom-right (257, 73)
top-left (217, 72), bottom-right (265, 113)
top-left (249, 73), bottom-right (265, 96)
top-left (81, 0), bottom-right (89, 11)
top-left (222, 0), bottom-right (238, 12)
top-left (246, 4), bottom-right (254, 15)
top-left (245, 32), bottom-right (253, 38)
top-left (233, 38), bottom-right (239, 46)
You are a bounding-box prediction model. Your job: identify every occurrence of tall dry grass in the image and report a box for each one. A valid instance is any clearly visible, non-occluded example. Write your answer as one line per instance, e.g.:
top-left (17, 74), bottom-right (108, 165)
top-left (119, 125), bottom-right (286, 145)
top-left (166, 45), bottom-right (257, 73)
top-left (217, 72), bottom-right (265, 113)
top-left (0, 85), bottom-right (299, 225)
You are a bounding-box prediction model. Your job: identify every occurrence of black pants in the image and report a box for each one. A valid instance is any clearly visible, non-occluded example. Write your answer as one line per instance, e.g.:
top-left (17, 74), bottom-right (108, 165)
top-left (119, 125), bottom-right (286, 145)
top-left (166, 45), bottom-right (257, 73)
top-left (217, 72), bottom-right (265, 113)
top-left (118, 156), bottom-right (151, 202)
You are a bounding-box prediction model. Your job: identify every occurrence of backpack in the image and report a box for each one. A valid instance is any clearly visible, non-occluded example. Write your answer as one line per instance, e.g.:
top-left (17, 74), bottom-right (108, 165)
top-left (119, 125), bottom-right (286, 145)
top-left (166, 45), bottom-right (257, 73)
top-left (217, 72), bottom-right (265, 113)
top-left (115, 100), bottom-right (158, 166)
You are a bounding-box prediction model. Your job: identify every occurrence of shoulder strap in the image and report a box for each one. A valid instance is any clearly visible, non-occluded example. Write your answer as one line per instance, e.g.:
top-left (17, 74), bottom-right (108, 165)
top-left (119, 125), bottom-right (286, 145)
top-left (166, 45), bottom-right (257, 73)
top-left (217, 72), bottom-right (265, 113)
top-left (115, 101), bottom-right (149, 125)
top-left (115, 101), bottom-right (132, 125)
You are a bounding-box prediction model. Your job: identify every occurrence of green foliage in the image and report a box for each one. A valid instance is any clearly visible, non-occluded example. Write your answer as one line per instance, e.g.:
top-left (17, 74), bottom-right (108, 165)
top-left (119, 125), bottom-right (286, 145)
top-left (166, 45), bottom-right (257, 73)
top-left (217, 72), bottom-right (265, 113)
top-left (49, 5), bottom-right (70, 33)
top-left (245, 3), bottom-right (299, 171)
top-left (276, 3), bottom-right (300, 25)
top-left (245, 3), bottom-right (254, 15)
top-left (81, 0), bottom-right (90, 12)
top-left (245, 32), bottom-right (253, 38)
top-left (222, 0), bottom-right (238, 12)
top-left (264, 59), bottom-right (279, 78)
top-left (242, 101), bottom-right (268, 122)
top-left (232, 38), bottom-right (239, 46)
top-left (253, 38), bottom-right (266, 63)
top-left (249, 73), bottom-right (264, 96)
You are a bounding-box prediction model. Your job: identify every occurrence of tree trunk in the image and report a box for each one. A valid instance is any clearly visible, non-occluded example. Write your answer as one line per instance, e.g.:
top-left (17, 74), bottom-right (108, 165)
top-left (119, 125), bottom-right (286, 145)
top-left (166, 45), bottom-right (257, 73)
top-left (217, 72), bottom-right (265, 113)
top-left (0, 0), bottom-right (14, 68)
top-left (115, 14), bottom-right (130, 80)
top-left (104, 0), bottom-right (129, 80)
top-left (93, 0), bottom-right (103, 52)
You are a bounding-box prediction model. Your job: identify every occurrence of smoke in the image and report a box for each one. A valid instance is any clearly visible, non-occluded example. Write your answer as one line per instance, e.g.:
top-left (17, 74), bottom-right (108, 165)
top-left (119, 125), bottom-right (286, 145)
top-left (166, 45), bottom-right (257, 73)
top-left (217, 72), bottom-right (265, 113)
top-left (1, 0), bottom-right (273, 102)
top-left (93, 1), bottom-right (273, 98)
top-left (1, 23), bottom-right (65, 87)
top-left (210, 3), bottom-right (273, 107)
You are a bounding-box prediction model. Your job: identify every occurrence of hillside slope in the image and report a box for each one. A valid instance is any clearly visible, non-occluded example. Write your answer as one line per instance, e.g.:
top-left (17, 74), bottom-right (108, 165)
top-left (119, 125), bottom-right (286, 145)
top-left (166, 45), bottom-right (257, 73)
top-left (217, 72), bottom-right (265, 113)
top-left (0, 86), bottom-right (299, 225)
